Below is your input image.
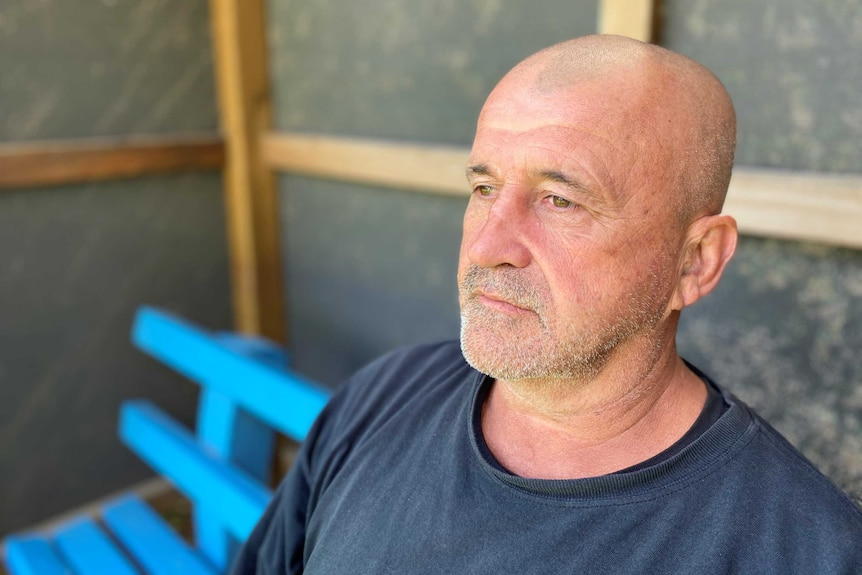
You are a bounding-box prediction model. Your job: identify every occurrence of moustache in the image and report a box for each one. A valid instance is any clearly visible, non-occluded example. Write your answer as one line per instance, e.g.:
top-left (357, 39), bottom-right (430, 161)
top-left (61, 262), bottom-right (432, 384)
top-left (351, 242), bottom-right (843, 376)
top-left (459, 265), bottom-right (544, 312)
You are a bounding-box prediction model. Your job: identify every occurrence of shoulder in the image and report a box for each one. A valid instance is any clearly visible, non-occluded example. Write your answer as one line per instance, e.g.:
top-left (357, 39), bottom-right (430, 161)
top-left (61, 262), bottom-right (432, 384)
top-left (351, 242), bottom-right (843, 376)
top-left (338, 339), bottom-right (469, 403)
top-left (307, 340), bottom-right (475, 447)
top-left (748, 406), bottom-right (862, 517)
top-left (349, 339), bottom-right (468, 383)
top-left (691, 369), bottom-right (859, 512)
top-left (686, 384), bottom-right (862, 568)
top-left (713, 387), bottom-right (862, 548)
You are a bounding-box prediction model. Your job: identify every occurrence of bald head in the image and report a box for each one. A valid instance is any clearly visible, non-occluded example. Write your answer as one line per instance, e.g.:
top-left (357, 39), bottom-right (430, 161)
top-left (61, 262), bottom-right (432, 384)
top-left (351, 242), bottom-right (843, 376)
top-left (481, 35), bottom-right (736, 223)
top-left (461, 36), bottom-right (740, 387)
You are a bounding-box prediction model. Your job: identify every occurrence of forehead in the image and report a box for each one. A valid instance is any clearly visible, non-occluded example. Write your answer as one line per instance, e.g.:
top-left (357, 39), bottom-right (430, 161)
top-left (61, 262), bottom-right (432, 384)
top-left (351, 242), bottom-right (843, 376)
top-left (479, 76), bottom-right (621, 129)
top-left (469, 124), bottom-right (620, 193)
top-left (474, 61), bottom-right (675, 153)
top-left (469, 94), bottom-right (654, 201)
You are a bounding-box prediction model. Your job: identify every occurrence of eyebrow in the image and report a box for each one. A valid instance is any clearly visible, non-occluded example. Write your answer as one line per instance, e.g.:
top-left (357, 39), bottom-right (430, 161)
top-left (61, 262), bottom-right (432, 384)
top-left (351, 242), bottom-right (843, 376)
top-left (536, 169), bottom-right (574, 186)
top-left (465, 164), bottom-right (493, 180)
top-left (465, 165), bottom-right (599, 200)
top-left (533, 169), bottom-right (590, 194)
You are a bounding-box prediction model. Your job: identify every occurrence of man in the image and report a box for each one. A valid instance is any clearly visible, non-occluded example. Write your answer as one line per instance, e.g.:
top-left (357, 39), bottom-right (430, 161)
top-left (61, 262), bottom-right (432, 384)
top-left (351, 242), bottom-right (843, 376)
top-left (232, 35), bottom-right (862, 573)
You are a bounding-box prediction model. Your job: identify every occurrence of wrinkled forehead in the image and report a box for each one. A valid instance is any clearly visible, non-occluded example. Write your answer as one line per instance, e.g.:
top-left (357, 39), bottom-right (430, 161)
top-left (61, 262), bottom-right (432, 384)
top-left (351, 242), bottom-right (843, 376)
top-left (468, 122), bottom-right (627, 209)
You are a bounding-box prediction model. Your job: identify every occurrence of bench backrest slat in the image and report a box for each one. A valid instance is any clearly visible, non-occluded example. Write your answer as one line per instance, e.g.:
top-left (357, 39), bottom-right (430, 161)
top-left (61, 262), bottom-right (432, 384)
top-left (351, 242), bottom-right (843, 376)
top-left (132, 306), bottom-right (331, 442)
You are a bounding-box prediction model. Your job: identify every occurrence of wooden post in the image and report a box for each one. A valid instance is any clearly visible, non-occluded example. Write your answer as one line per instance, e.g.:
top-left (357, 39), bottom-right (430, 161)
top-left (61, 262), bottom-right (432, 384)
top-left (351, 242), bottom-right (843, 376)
top-left (208, 0), bottom-right (285, 342)
top-left (598, 0), bottom-right (656, 42)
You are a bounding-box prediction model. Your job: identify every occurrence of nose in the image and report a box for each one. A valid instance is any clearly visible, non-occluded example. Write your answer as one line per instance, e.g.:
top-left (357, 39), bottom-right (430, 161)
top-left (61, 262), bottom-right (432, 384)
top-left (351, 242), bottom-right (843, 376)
top-left (464, 193), bottom-right (532, 269)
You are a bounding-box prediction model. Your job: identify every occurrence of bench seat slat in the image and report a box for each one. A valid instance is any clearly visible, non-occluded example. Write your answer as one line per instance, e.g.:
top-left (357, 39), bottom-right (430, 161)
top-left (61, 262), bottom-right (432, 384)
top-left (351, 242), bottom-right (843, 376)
top-left (54, 517), bottom-right (139, 575)
top-left (119, 400), bottom-right (272, 540)
top-left (132, 306), bottom-right (330, 442)
top-left (101, 495), bottom-right (217, 575)
top-left (4, 536), bottom-right (72, 575)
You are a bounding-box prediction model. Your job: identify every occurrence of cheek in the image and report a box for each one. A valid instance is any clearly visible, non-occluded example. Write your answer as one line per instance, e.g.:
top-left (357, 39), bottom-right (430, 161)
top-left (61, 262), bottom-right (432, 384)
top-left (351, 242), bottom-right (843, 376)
top-left (543, 245), bottom-right (640, 312)
top-left (540, 251), bottom-right (594, 309)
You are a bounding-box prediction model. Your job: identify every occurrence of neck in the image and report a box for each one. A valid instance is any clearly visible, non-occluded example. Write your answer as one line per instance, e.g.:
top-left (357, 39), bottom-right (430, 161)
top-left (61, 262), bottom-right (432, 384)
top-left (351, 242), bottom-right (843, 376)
top-left (480, 343), bottom-right (707, 480)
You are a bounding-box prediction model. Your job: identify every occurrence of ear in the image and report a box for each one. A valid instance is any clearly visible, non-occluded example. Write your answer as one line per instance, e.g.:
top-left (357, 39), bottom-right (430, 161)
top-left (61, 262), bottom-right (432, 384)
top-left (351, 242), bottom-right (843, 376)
top-left (671, 214), bottom-right (738, 310)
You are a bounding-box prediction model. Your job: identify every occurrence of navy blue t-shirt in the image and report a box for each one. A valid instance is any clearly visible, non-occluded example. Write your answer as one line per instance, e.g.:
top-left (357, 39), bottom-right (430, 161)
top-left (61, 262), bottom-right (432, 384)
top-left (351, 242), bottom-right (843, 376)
top-left (231, 341), bottom-right (862, 574)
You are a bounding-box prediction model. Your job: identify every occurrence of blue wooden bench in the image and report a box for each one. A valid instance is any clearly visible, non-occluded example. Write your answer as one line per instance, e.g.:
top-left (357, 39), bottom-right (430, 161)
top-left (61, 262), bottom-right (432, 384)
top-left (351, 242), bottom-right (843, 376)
top-left (2, 306), bottom-right (332, 575)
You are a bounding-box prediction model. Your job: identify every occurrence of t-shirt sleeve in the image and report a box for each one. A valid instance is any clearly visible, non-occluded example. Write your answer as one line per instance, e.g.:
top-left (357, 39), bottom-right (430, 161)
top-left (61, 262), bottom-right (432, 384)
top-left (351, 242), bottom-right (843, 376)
top-left (228, 411), bottom-right (324, 575)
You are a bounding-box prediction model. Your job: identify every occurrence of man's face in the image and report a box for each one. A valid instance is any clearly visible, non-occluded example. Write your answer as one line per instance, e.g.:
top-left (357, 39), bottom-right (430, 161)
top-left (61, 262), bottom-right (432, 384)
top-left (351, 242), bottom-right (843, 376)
top-left (457, 79), bottom-right (685, 382)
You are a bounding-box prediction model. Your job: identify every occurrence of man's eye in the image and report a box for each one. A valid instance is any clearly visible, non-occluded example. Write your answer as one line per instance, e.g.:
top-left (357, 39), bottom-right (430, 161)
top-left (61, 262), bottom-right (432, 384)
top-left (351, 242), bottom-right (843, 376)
top-left (550, 195), bottom-right (573, 208)
top-left (475, 185), bottom-right (493, 196)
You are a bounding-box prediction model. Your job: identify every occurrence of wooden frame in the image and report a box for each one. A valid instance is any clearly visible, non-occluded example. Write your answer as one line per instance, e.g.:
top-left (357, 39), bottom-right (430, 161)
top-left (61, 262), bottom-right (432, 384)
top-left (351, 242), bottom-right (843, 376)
top-left (0, 0), bottom-right (287, 341)
top-left (261, 132), bottom-right (469, 197)
top-left (256, 1), bottom-right (862, 253)
top-left (0, 135), bottom-right (223, 190)
top-left (599, 0), bottom-right (655, 41)
top-left (208, 0), bottom-right (285, 342)
top-left (726, 169), bottom-right (862, 249)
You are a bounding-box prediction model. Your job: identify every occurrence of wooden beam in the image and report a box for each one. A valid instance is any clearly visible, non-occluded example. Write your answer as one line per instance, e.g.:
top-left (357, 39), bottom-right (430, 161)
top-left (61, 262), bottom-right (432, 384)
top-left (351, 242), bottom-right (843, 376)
top-left (261, 132), bottom-right (469, 197)
top-left (262, 131), bottom-right (862, 250)
top-left (0, 135), bottom-right (224, 190)
top-left (598, 0), bottom-right (655, 42)
top-left (725, 169), bottom-right (862, 250)
top-left (209, 0), bottom-right (285, 342)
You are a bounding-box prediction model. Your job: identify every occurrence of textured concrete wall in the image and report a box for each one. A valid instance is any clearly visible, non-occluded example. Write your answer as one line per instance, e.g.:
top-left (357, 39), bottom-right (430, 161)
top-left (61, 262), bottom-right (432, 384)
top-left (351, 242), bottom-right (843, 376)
top-left (659, 0), bottom-right (862, 171)
top-left (0, 0), bottom-right (216, 140)
top-left (280, 176), bottom-right (466, 385)
top-left (269, 0), bottom-right (599, 145)
top-left (269, 0), bottom-right (862, 500)
top-left (0, 0), bottom-right (230, 534)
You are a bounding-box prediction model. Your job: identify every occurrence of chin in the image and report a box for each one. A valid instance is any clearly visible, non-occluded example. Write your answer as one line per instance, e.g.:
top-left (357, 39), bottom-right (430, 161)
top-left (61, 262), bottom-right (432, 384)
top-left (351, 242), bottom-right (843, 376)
top-left (459, 314), bottom-right (617, 382)
top-left (460, 320), bottom-right (557, 380)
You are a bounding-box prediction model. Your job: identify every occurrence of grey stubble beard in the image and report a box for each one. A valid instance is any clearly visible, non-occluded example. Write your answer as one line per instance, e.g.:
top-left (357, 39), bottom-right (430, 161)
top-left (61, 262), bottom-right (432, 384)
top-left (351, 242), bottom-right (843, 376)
top-left (458, 263), bottom-right (669, 386)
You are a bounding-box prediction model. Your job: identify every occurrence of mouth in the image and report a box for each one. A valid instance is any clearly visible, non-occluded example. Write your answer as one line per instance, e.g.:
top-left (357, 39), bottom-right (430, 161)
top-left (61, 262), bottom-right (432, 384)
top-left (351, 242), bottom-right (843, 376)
top-left (474, 291), bottom-right (534, 316)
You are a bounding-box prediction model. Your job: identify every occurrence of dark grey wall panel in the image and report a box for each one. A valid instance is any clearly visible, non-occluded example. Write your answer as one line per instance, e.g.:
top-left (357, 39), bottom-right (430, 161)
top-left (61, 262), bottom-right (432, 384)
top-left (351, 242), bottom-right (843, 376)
top-left (281, 176), bottom-right (465, 386)
top-left (0, 0), bottom-right (216, 141)
top-left (0, 173), bottom-right (231, 534)
top-left (659, 0), bottom-right (862, 172)
top-left (269, 0), bottom-right (599, 144)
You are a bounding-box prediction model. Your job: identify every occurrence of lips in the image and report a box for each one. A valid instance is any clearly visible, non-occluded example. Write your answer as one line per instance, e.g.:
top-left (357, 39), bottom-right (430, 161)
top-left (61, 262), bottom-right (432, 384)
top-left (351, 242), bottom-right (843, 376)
top-left (460, 264), bottom-right (542, 316)
top-left (475, 291), bottom-right (534, 314)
